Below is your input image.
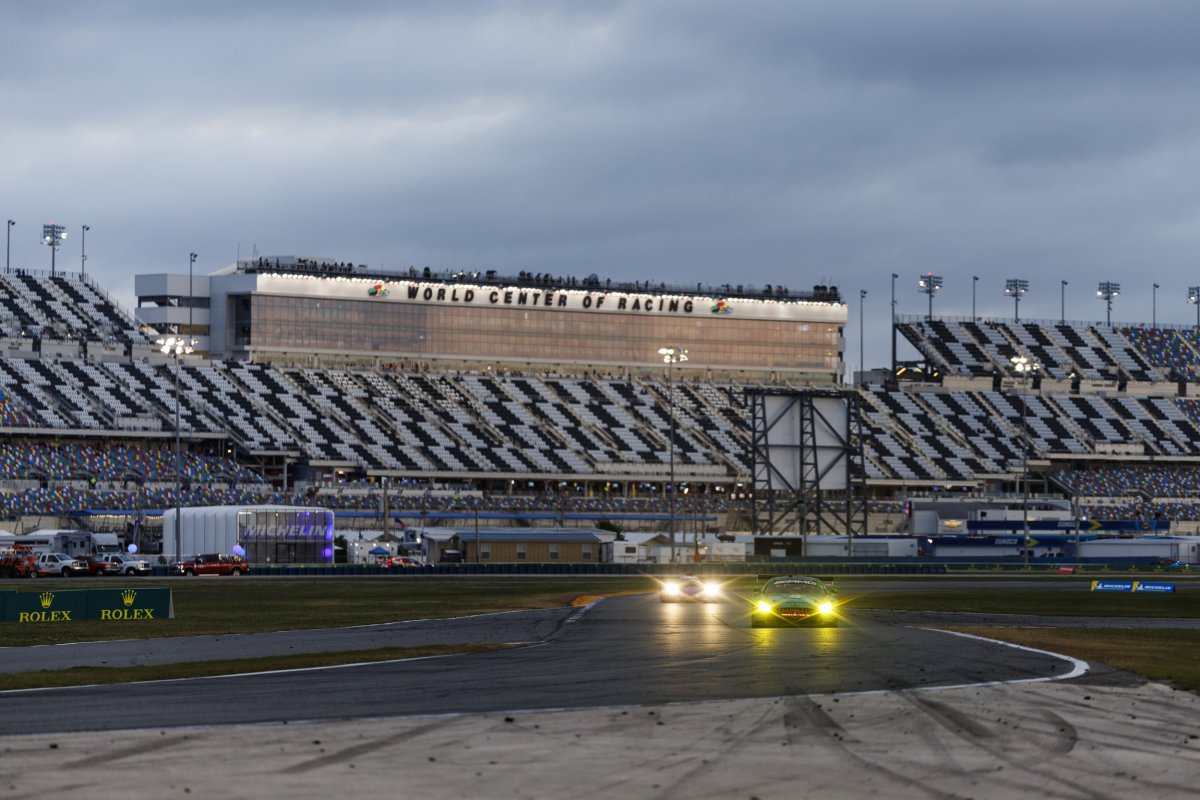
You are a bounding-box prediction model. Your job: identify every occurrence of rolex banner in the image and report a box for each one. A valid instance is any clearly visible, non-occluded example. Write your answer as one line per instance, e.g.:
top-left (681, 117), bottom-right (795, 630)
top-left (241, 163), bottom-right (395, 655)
top-left (87, 588), bottom-right (173, 620)
top-left (5, 589), bottom-right (89, 623)
top-left (2, 588), bottom-right (173, 623)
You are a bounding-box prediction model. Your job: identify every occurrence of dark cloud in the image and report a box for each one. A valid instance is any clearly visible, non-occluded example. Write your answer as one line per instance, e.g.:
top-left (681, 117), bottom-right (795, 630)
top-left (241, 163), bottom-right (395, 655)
top-left (3, 1), bottom-right (1200, 373)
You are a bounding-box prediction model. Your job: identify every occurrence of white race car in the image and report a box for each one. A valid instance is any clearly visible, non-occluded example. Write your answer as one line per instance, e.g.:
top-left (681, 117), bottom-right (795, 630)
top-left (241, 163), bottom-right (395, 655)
top-left (659, 575), bottom-right (722, 603)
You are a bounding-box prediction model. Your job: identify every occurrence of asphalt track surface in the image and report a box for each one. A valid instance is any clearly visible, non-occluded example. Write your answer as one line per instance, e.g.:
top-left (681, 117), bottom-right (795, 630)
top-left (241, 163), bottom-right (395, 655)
top-left (0, 592), bottom-right (1085, 735)
top-left (4, 586), bottom-right (1200, 799)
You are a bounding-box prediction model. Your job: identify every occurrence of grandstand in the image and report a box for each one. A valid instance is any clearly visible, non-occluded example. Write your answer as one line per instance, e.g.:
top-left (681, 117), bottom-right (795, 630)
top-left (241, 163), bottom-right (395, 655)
top-left (2, 263), bottom-right (1200, 550)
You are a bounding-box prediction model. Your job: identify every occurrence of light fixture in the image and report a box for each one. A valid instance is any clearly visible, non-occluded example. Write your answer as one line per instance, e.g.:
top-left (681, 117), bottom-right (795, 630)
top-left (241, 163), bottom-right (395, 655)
top-left (1097, 281), bottom-right (1120, 327)
top-left (1004, 279), bottom-right (1029, 322)
top-left (917, 273), bottom-right (942, 321)
top-left (41, 223), bottom-right (67, 277)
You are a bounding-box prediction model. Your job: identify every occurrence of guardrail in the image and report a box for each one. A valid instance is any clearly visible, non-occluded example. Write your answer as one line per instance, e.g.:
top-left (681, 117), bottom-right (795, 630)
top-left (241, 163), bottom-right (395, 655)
top-left (139, 558), bottom-right (1192, 578)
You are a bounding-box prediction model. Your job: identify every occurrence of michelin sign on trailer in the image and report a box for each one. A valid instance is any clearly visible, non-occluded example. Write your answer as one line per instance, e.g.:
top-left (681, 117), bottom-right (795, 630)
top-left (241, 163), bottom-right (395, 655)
top-left (164, 505), bottom-right (334, 563)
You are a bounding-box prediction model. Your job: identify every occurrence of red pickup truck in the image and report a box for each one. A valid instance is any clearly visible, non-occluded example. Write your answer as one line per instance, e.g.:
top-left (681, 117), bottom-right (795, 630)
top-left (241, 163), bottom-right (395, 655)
top-left (173, 553), bottom-right (250, 576)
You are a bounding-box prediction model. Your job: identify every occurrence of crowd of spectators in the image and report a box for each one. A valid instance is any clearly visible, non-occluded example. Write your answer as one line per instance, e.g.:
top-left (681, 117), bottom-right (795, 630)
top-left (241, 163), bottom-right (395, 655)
top-left (1058, 463), bottom-right (1200, 499)
top-left (1122, 327), bottom-right (1200, 382)
top-left (0, 442), bottom-right (261, 485)
top-left (4, 444), bottom-right (1200, 524)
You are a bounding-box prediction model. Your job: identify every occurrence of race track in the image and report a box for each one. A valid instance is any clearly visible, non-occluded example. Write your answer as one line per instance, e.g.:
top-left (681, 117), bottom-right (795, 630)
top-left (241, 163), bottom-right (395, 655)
top-left (0, 591), bottom-right (1081, 735)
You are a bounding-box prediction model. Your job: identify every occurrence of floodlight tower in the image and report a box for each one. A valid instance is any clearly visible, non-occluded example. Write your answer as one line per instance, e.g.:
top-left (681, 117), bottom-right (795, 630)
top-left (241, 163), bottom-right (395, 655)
top-left (1189, 287), bottom-right (1200, 329)
top-left (1097, 282), bottom-right (1120, 327)
top-left (658, 345), bottom-right (688, 565)
top-left (81, 225), bottom-right (90, 275)
top-left (917, 273), bottom-right (942, 321)
top-left (890, 273), bottom-right (899, 372)
top-left (1005, 279), bottom-right (1029, 322)
top-left (1011, 354), bottom-right (1040, 568)
top-left (158, 334), bottom-right (196, 559)
top-left (858, 289), bottom-right (867, 385)
top-left (41, 223), bottom-right (67, 277)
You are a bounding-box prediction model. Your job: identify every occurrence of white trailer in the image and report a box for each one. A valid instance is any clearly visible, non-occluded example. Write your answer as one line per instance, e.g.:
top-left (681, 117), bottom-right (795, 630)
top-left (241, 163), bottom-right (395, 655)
top-left (602, 541), bottom-right (644, 564)
top-left (0, 530), bottom-right (119, 557)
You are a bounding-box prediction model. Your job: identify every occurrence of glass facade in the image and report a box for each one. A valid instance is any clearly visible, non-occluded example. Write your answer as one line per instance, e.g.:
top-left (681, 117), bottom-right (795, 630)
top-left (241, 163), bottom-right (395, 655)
top-left (233, 293), bottom-right (842, 375)
top-left (236, 507), bottom-right (335, 564)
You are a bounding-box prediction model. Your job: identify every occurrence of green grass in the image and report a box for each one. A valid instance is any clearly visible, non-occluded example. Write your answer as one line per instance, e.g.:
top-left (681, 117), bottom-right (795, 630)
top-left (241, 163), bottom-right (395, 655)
top-left (0, 643), bottom-right (512, 691)
top-left (954, 627), bottom-right (1200, 694)
top-left (0, 576), bottom-right (659, 646)
top-left (840, 587), bottom-right (1200, 617)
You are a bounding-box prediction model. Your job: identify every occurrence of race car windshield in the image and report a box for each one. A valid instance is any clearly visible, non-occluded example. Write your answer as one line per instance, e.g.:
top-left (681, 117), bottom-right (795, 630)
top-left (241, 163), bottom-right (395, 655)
top-left (769, 581), bottom-right (825, 595)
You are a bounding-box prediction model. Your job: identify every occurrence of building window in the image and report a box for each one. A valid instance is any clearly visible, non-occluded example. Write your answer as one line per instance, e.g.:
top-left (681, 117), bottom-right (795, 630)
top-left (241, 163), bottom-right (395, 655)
top-left (481, 544), bottom-right (490, 561)
top-left (549, 543), bottom-right (559, 561)
top-left (582, 544), bottom-right (592, 561)
top-left (517, 543), bottom-right (527, 560)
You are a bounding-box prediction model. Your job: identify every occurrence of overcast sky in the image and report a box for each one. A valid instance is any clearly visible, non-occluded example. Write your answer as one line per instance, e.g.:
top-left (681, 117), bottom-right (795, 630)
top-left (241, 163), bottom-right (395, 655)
top-left (4, 0), bottom-right (1200, 375)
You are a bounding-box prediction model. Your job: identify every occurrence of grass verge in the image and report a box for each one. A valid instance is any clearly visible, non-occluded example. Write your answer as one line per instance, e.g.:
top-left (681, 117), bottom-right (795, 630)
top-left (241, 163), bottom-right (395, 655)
top-left (0, 643), bottom-right (512, 691)
top-left (950, 627), bottom-right (1200, 694)
top-left (0, 576), bottom-right (658, 646)
top-left (840, 587), bottom-right (1200, 617)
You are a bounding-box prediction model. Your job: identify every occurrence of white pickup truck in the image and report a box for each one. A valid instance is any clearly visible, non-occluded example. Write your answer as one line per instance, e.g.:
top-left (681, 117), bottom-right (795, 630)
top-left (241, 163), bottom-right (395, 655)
top-left (34, 552), bottom-right (89, 577)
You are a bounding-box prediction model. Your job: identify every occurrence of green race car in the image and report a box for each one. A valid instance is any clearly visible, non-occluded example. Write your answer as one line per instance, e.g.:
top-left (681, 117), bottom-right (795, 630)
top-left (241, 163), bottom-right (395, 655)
top-left (750, 575), bottom-right (840, 627)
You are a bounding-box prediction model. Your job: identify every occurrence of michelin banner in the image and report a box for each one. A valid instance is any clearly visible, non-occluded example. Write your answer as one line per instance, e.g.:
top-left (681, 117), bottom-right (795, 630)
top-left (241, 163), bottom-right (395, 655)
top-left (1090, 580), bottom-right (1175, 593)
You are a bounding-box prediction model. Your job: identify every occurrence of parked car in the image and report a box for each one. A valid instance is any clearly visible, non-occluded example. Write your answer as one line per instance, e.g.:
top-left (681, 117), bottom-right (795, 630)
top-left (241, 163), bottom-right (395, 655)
top-left (385, 555), bottom-right (423, 568)
top-left (33, 552), bottom-right (89, 577)
top-left (173, 553), bottom-right (250, 576)
top-left (438, 548), bottom-right (465, 564)
top-left (88, 553), bottom-right (152, 576)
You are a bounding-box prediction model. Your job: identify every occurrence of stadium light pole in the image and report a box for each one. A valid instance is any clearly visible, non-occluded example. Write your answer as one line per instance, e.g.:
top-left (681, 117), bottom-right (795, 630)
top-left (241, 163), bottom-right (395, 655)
top-left (917, 273), bottom-right (942, 321)
top-left (658, 346), bottom-right (688, 565)
top-left (1012, 354), bottom-right (1040, 569)
top-left (80, 225), bottom-right (90, 276)
top-left (972, 275), bottom-right (979, 322)
top-left (1061, 280), bottom-right (1068, 324)
top-left (6, 220), bottom-right (13, 275)
top-left (1005, 279), bottom-right (1028, 322)
top-left (158, 334), bottom-right (196, 560)
top-left (1189, 287), bottom-right (1200, 329)
top-left (890, 273), bottom-right (898, 373)
top-left (1153, 283), bottom-right (1160, 328)
top-left (858, 289), bottom-right (867, 385)
top-left (41, 223), bottom-right (67, 277)
top-left (1097, 281), bottom-right (1120, 327)
top-left (188, 252), bottom-right (197, 338)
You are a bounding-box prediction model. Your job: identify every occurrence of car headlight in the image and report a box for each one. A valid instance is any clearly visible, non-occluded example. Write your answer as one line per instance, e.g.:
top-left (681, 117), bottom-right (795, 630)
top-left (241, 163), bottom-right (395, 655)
top-left (756, 600), bottom-right (772, 613)
top-left (818, 601), bottom-right (834, 615)
top-left (663, 581), bottom-right (680, 595)
top-left (703, 582), bottom-right (721, 596)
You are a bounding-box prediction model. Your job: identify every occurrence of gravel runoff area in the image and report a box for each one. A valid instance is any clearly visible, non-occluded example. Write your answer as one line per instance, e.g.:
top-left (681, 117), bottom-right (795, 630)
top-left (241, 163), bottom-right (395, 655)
top-left (2, 677), bottom-right (1198, 799)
